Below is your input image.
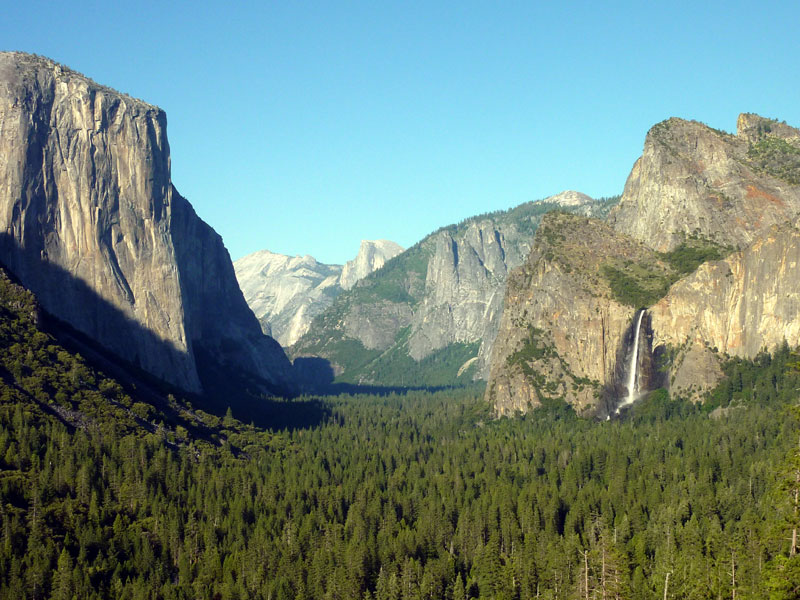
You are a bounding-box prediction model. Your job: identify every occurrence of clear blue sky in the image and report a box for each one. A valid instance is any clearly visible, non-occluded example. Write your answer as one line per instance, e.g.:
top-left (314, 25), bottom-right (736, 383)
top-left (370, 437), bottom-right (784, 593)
top-left (4, 1), bottom-right (799, 264)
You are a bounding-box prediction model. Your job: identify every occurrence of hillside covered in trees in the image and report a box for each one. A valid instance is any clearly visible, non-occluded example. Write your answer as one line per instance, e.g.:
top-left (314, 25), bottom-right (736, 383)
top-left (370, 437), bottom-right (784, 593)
top-left (2, 264), bottom-right (800, 598)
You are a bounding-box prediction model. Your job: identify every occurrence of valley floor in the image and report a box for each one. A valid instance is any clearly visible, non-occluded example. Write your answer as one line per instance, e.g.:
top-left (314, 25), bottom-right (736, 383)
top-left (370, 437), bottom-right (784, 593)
top-left (2, 344), bottom-right (800, 599)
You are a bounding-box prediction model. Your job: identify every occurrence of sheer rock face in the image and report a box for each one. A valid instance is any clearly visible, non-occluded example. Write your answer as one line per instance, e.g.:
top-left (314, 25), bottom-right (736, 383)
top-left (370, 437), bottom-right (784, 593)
top-left (486, 213), bottom-right (655, 416)
top-left (489, 115), bottom-right (800, 416)
top-left (292, 192), bottom-right (615, 385)
top-left (0, 52), bottom-right (295, 394)
top-left (610, 115), bottom-right (800, 252)
top-left (339, 240), bottom-right (403, 291)
top-left (292, 215), bottom-right (537, 382)
top-left (650, 224), bottom-right (800, 398)
top-left (408, 219), bottom-right (528, 374)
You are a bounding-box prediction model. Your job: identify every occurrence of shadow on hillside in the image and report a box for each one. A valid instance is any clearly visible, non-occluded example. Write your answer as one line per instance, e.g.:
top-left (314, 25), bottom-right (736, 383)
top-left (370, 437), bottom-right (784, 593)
top-left (0, 234), bottom-right (328, 432)
top-left (292, 356), bottom-right (458, 397)
top-left (193, 347), bottom-right (330, 430)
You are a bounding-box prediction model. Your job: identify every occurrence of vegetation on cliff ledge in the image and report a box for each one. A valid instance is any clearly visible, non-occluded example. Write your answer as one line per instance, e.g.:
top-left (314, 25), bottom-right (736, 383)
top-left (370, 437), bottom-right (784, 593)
top-left (602, 236), bottom-right (731, 308)
top-left (746, 136), bottom-right (800, 185)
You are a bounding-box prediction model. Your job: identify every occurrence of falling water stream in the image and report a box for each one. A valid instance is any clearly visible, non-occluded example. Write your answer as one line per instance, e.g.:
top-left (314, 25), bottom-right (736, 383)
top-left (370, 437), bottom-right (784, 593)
top-left (616, 309), bottom-right (645, 414)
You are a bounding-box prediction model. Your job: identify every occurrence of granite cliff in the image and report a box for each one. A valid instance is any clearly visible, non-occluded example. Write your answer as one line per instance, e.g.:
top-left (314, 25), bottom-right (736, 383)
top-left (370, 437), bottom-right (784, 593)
top-left (293, 192), bottom-right (617, 387)
top-left (0, 52), bottom-right (295, 394)
top-left (486, 213), bottom-right (671, 416)
top-left (650, 223), bottom-right (800, 399)
top-left (488, 114), bottom-right (800, 416)
top-left (610, 114), bottom-right (800, 251)
top-left (234, 251), bottom-right (342, 346)
top-left (234, 240), bottom-right (403, 348)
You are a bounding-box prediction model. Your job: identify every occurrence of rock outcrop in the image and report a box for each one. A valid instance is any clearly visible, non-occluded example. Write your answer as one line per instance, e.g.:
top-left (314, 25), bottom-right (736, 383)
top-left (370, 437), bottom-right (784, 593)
top-left (610, 115), bottom-right (800, 251)
top-left (0, 52), bottom-right (295, 394)
top-left (408, 218), bottom-right (528, 372)
top-left (486, 213), bottom-right (670, 416)
top-left (293, 193), bottom-right (618, 386)
top-left (234, 250), bottom-right (342, 346)
top-left (649, 223), bottom-right (800, 399)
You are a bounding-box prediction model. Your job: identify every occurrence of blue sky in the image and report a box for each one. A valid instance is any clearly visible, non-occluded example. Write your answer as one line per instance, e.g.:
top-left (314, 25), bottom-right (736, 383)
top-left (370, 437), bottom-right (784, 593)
top-left (4, 1), bottom-right (799, 264)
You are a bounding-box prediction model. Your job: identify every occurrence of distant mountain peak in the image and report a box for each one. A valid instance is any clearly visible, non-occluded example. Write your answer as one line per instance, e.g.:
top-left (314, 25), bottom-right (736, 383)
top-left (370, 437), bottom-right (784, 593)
top-left (234, 239), bottom-right (403, 347)
top-left (339, 240), bottom-right (404, 291)
top-left (543, 190), bottom-right (594, 207)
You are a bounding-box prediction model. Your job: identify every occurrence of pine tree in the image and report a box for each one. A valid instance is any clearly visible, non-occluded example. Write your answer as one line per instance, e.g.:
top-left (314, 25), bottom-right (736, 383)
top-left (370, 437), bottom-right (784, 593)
top-left (51, 548), bottom-right (73, 600)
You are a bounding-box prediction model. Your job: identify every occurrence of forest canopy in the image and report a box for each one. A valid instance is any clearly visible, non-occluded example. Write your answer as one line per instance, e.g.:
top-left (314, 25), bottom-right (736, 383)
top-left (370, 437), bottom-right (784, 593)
top-left (1, 268), bottom-right (800, 599)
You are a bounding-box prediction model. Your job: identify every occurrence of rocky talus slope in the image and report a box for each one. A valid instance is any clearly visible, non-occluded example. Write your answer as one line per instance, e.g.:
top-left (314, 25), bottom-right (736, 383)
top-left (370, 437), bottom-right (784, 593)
top-left (489, 114), bottom-right (800, 415)
top-left (234, 240), bottom-right (403, 347)
top-left (293, 192), bottom-right (617, 386)
top-left (0, 52), bottom-right (295, 394)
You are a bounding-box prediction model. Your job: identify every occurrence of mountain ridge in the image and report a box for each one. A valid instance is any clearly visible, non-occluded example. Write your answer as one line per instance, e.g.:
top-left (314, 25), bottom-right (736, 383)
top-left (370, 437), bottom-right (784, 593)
top-left (488, 113), bottom-right (800, 415)
top-left (293, 191), bottom-right (619, 387)
top-left (234, 239), bottom-right (403, 347)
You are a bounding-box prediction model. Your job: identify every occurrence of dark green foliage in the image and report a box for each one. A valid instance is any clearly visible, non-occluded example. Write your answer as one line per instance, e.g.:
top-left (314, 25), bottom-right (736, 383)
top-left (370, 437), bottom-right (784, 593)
top-left (4, 371), bottom-right (794, 598)
top-left (350, 245), bottom-right (429, 305)
top-left (662, 236), bottom-right (731, 274)
top-left (704, 342), bottom-right (800, 411)
top-left (334, 333), bottom-right (481, 388)
top-left (601, 262), bottom-right (673, 308)
top-left (603, 237), bottom-right (731, 308)
top-left (1, 265), bottom-right (799, 598)
top-left (430, 196), bottom-right (603, 239)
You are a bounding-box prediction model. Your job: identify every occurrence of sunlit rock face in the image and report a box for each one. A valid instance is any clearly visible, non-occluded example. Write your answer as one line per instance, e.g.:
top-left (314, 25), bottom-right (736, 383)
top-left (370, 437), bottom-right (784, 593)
top-left (291, 192), bottom-right (617, 386)
top-left (650, 224), bottom-right (800, 399)
top-left (339, 240), bottom-right (404, 291)
top-left (610, 114), bottom-right (800, 252)
top-left (235, 250), bottom-right (343, 347)
top-left (488, 114), bottom-right (800, 416)
top-left (485, 213), bottom-right (653, 416)
top-left (0, 52), bottom-right (295, 394)
top-left (234, 240), bottom-right (404, 348)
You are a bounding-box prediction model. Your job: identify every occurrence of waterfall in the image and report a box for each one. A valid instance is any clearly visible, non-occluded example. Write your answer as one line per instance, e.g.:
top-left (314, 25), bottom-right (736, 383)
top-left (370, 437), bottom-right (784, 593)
top-left (616, 309), bottom-right (645, 413)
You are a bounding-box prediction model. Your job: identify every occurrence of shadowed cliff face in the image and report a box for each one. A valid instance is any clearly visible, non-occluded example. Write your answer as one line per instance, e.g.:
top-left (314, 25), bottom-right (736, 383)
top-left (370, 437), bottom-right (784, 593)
top-left (0, 52), bottom-right (295, 395)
